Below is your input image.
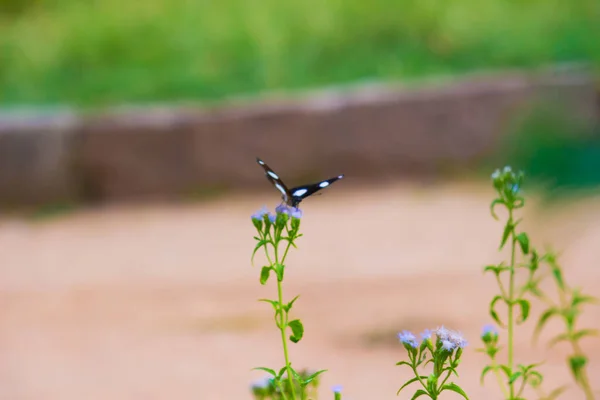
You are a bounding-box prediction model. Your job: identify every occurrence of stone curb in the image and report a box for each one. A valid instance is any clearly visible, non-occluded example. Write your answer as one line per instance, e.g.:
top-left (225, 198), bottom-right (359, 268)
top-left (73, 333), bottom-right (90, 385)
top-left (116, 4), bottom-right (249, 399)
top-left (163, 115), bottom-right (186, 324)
top-left (0, 65), bottom-right (597, 206)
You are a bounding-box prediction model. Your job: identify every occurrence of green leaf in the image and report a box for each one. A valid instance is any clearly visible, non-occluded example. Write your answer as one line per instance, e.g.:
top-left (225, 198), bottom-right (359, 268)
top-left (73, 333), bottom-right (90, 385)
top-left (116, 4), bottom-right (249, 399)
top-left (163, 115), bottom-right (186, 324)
top-left (287, 364), bottom-right (301, 381)
top-left (529, 249), bottom-right (540, 272)
top-left (516, 299), bottom-right (530, 324)
top-left (253, 367), bottom-right (277, 377)
top-left (548, 333), bottom-right (570, 348)
top-left (519, 362), bottom-right (544, 374)
top-left (550, 264), bottom-right (565, 290)
top-left (251, 240), bottom-right (269, 265)
top-left (486, 347), bottom-right (499, 358)
top-left (572, 290), bottom-right (599, 307)
top-left (490, 199), bottom-right (506, 220)
top-left (516, 232), bottom-right (530, 254)
top-left (480, 365), bottom-right (493, 385)
top-left (500, 222), bottom-right (513, 249)
top-left (499, 365), bottom-right (512, 378)
top-left (509, 372), bottom-right (523, 384)
top-left (546, 385), bottom-right (569, 399)
top-left (258, 298), bottom-right (279, 311)
top-left (273, 263), bottom-right (285, 281)
top-left (524, 277), bottom-right (544, 298)
top-left (572, 329), bottom-right (599, 341)
top-left (288, 319), bottom-right (304, 343)
top-left (410, 389), bottom-right (429, 399)
top-left (277, 366), bottom-right (287, 379)
top-left (283, 295), bottom-right (300, 313)
top-left (532, 307), bottom-right (560, 344)
top-left (260, 266), bottom-right (271, 285)
top-left (483, 263), bottom-right (509, 276)
top-left (396, 376), bottom-right (425, 395)
top-left (490, 295), bottom-right (505, 327)
top-left (301, 369), bottom-right (327, 387)
top-left (569, 356), bottom-right (587, 382)
top-left (564, 308), bottom-right (577, 331)
top-left (528, 370), bottom-right (543, 386)
top-left (440, 382), bottom-right (469, 399)
top-left (396, 361), bottom-right (413, 367)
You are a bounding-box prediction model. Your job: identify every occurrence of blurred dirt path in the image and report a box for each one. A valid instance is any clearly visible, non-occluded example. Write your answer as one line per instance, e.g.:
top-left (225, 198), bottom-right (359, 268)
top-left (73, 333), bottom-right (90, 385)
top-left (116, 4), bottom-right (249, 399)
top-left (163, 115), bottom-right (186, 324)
top-left (1, 182), bottom-right (599, 399)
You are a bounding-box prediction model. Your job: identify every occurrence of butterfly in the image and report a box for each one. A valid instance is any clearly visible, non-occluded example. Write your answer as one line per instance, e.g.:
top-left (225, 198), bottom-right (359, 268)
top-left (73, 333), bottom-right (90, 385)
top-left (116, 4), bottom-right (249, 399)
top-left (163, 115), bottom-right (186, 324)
top-left (256, 157), bottom-right (344, 208)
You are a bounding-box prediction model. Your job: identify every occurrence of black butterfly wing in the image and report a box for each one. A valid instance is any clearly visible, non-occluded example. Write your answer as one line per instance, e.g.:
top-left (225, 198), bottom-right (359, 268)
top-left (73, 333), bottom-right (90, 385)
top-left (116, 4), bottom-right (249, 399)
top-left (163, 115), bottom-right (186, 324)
top-left (288, 174), bottom-right (344, 206)
top-left (256, 157), bottom-right (292, 202)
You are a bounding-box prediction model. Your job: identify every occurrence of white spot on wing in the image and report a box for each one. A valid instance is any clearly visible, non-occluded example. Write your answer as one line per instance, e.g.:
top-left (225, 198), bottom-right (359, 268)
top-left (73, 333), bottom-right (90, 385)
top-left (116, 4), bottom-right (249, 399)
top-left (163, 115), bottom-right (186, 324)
top-left (257, 159), bottom-right (265, 165)
top-left (293, 188), bottom-right (308, 197)
top-left (267, 171), bottom-right (279, 179)
top-left (274, 183), bottom-right (287, 196)
top-left (319, 181), bottom-right (330, 188)
top-left (338, 175), bottom-right (344, 179)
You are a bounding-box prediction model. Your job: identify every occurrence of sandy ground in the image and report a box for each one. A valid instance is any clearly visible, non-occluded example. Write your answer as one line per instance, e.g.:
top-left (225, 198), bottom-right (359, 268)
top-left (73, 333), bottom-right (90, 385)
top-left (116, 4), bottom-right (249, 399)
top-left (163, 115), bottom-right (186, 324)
top-left (0, 182), bottom-right (599, 400)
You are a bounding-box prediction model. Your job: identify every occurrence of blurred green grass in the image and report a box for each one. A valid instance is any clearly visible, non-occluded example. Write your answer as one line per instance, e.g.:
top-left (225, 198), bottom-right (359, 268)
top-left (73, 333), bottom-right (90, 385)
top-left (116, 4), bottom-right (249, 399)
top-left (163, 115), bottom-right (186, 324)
top-left (1, 0), bottom-right (599, 107)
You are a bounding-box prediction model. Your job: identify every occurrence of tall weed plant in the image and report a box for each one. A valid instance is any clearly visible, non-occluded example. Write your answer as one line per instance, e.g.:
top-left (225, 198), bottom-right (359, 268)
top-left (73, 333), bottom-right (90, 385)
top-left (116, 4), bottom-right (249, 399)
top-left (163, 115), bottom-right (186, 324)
top-left (248, 166), bottom-right (597, 399)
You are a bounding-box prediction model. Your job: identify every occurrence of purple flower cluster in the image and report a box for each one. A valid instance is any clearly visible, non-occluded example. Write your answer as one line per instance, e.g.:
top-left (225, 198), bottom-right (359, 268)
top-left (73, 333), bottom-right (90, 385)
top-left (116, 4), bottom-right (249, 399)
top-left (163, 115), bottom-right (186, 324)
top-left (480, 323), bottom-right (499, 344)
top-left (481, 324), bottom-right (498, 337)
top-left (332, 384), bottom-right (343, 393)
top-left (491, 165), bottom-right (522, 195)
top-left (397, 330), bottom-right (419, 348)
top-left (276, 204), bottom-right (303, 219)
top-left (252, 204), bottom-right (303, 222)
top-left (251, 206), bottom-right (269, 221)
top-left (397, 326), bottom-right (468, 351)
top-left (250, 375), bottom-right (273, 390)
top-left (435, 325), bottom-right (468, 350)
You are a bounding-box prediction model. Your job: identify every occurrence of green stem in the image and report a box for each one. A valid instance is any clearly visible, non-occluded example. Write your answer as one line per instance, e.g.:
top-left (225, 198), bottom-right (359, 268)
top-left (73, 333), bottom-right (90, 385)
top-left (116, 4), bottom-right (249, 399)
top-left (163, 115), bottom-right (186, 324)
top-left (274, 243), bottom-right (298, 400)
top-left (410, 364), bottom-right (429, 392)
top-left (508, 208), bottom-right (516, 400)
top-left (280, 224), bottom-right (294, 264)
top-left (438, 369), bottom-right (452, 390)
top-left (490, 356), bottom-right (509, 399)
top-left (515, 372), bottom-right (527, 398)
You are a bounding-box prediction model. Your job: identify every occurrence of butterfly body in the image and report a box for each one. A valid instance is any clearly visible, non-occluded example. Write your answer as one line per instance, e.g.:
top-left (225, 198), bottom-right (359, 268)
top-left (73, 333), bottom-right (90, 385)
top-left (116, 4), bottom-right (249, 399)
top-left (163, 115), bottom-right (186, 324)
top-left (256, 157), bottom-right (344, 207)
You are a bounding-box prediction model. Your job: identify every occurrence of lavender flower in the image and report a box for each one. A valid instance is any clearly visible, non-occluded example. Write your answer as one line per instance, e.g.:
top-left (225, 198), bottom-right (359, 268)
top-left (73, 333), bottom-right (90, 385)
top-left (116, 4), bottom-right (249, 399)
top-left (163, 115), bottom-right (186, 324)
top-left (434, 326), bottom-right (467, 349)
top-left (449, 330), bottom-right (468, 348)
top-left (442, 340), bottom-right (456, 351)
top-left (275, 204), bottom-right (290, 215)
top-left (481, 324), bottom-right (498, 337)
top-left (268, 213), bottom-right (276, 223)
top-left (290, 207), bottom-right (303, 219)
top-left (398, 330), bottom-right (418, 348)
top-left (420, 329), bottom-right (433, 341)
top-left (332, 384), bottom-right (343, 399)
top-left (251, 206), bottom-right (269, 221)
top-left (481, 323), bottom-right (499, 344)
top-left (250, 375), bottom-right (273, 395)
top-left (435, 326), bottom-right (450, 341)
top-left (251, 376), bottom-right (272, 389)
top-left (491, 169), bottom-right (501, 180)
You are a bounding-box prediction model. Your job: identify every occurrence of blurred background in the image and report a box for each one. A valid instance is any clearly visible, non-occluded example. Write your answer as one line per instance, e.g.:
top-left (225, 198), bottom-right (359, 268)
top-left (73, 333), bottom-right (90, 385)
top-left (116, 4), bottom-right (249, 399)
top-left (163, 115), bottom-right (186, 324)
top-left (0, 1), bottom-right (599, 399)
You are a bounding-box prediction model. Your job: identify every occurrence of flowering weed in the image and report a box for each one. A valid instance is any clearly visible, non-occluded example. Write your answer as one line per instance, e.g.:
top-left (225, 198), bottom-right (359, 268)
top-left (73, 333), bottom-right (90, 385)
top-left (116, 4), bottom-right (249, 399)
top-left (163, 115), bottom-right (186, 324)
top-left (250, 204), bottom-right (327, 400)
top-left (480, 166), bottom-right (598, 399)
top-left (396, 326), bottom-right (469, 399)
top-left (245, 165), bottom-right (597, 400)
